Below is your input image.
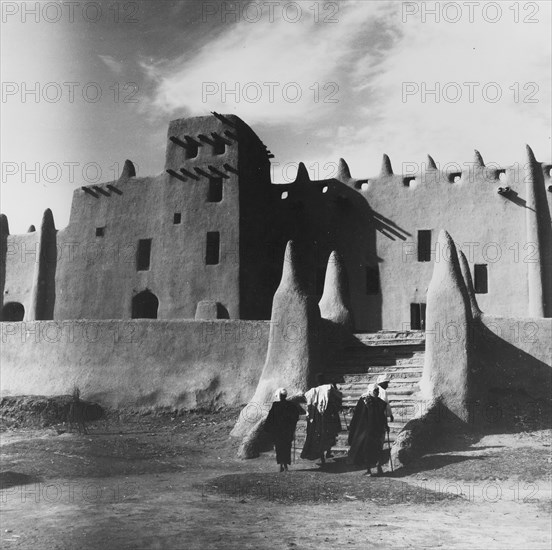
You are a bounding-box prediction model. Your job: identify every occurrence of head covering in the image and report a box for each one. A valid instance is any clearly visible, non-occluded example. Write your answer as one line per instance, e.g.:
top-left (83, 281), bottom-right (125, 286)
top-left (376, 374), bottom-right (390, 385)
top-left (304, 385), bottom-right (331, 412)
top-left (275, 388), bottom-right (287, 400)
top-left (362, 383), bottom-right (379, 398)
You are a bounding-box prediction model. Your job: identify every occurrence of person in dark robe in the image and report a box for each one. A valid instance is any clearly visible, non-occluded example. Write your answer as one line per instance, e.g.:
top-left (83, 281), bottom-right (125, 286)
top-left (264, 388), bottom-right (304, 472)
top-left (347, 383), bottom-right (389, 476)
top-left (300, 377), bottom-right (343, 464)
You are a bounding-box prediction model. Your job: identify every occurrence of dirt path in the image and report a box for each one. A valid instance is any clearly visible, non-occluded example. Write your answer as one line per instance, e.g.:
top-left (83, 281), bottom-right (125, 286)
top-left (1, 412), bottom-right (550, 549)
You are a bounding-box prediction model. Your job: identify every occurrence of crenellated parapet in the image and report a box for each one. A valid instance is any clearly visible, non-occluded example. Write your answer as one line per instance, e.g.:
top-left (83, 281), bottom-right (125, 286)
top-left (263, 143), bottom-right (549, 222)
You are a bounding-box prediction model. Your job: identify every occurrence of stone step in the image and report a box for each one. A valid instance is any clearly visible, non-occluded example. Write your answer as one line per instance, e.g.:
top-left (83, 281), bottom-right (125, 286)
top-left (334, 374), bottom-right (424, 384)
top-left (293, 332), bottom-right (425, 457)
top-left (343, 385), bottom-right (420, 401)
top-left (330, 365), bottom-right (424, 375)
top-left (343, 394), bottom-right (420, 408)
top-left (339, 347), bottom-right (425, 356)
top-left (338, 376), bottom-right (421, 386)
top-left (333, 357), bottom-right (424, 372)
top-left (353, 333), bottom-right (425, 342)
top-left (343, 383), bottom-right (420, 391)
top-left (353, 331), bottom-right (425, 340)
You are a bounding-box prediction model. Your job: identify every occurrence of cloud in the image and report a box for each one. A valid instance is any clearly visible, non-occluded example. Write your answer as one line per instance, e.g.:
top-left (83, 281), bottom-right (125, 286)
top-left (99, 54), bottom-right (124, 75)
top-left (141, 1), bottom-right (396, 125)
top-left (139, 0), bottom-right (551, 180)
top-left (335, 1), bottom-right (552, 175)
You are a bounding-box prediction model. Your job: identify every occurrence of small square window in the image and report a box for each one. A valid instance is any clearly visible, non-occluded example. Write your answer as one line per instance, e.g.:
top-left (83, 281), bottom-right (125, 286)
top-left (173, 213), bottom-right (181, 224)
top-left (137, 239), bottom-right (152, 271)
top-left (186, 142), bottom-right (198, 159)
top-left (410, 303), bottom-right (426, 330)
top-left (208, 178), bottom-right (223, 202)
top-left (474, 264), bottom-right (488, 294)
top-left (417, 230), bottom-right (432, 262)
top-left (213, 140), bottom-right (225, 155)
top-left (96, 227), bottom-right (105, 237)
top-left (206, 232), bottom-right (220, 265)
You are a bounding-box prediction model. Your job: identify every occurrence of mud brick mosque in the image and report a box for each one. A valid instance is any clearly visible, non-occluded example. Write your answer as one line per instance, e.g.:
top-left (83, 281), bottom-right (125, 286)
top-left (1, 113), bottom-right (551, 460)
top-left (1, 113), bottom-right (550, 328)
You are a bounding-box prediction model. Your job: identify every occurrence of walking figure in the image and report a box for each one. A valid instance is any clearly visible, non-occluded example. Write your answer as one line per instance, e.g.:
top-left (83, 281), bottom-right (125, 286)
top-left (264, 388), bottom-right (304, 472)
top-left (67, 386), bottom-right (88, 434)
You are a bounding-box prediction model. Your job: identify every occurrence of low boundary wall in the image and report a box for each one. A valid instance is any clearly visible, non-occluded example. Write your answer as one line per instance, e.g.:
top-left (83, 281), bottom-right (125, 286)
top-left (0, 320), bottom-right (270, 410)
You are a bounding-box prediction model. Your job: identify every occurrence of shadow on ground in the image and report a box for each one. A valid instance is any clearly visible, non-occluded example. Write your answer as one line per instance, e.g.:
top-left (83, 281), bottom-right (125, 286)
top-left (0, 471), bottom-right (42, 489)
top-left (197, 470), bottom-right (462, 505)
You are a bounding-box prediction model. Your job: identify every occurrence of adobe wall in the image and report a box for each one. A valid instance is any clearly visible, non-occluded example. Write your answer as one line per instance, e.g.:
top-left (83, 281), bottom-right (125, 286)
top-left (473, 314), bottom-right (552, 402)
top-left (393, 231), bottom-right (551, 467)
top-left (47, 116), bottom-right (246, 321)
top-left (1, 113), bottom-right (550, 331)
top-left (265, 172), bottom-right (380, 330)
top-left (349, 156), bottom-right (550, 329)
top-left (266, 154), bottom-right (550, 331)
top-left (0, 320), bottom-right (269, 410)
top-left (420, 230), bottom-right (551, 423)
top-left (2, 114), bottom-right (277, 323)
top-left (3, 232), bottom-right (38, 317)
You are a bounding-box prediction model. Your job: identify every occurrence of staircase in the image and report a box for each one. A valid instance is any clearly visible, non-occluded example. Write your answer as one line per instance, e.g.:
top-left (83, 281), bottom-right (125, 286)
top-left (294, 331), bottom-right (425, 455)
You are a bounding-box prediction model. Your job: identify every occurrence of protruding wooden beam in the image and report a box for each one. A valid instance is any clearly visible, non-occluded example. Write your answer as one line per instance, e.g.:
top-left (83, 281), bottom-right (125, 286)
top-left (185, 136), bottom-right (200, 146)
top-left (179, 168), bottom-right (199, 180)
top-left (223, 163), bottom-right (238, 174)
top-left (198, 134), bottom-right (215, 145)
top-left (169, 136), bottom-right (188, 149)
top-left (166, 169), bottom-right (187, 182)
top-left (208, 165), bottom-right (230, 179)
top-left (211, 132), bottom-right (232, 146)
top-left (106, 184), bottom-right (123, 195)
top-left (93, 185), bottom-right (110, 197)
top-left (194, 167), bottom-right (212, 179)
top-left (81, 186), bottom-right (99, 198)
top-left (211, 111), bottom-right (235, 126)
top-left (224, 130), bottom-right (237, 140)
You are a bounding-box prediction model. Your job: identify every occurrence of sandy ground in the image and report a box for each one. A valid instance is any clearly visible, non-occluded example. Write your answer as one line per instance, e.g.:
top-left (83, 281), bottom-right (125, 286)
top-left (1, 410), bottom-right (550, 550)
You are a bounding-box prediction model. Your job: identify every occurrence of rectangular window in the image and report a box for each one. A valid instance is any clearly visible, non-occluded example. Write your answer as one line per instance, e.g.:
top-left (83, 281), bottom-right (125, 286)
top-left (208, 178), bottom-right (223, 202)
top-left (173, 213), bottom-right (181, 224)
top-left (410, 303), bottom-right (426, 330)
top-left (366, 266), bottom-right (380, 295)
top-left (474, 264), bottom-right (488, 294)
top-left (206, 232), bottom-right (220, 265)
top-left (186, 142), bottom-right (198, 159)
top-left (96, 227), bottom-right (105, 237)
top-left (417, 230), bottom-right (432, 262)
top-left (137, 239), bottom-right (152, 271)
top-left (213, 140), bottom-right (225, 155)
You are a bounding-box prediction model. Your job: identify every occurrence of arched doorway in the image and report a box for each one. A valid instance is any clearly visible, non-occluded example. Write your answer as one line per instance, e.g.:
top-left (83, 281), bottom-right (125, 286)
top-left (131, 290), bottom-right (159, 319)
top-left (1, 302), bottom-right (25, 321)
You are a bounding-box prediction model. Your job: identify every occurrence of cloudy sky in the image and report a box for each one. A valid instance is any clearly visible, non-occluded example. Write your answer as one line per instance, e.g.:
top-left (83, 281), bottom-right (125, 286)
top-left (1, 0), bottom-right (551, 232)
